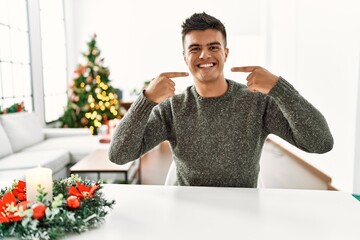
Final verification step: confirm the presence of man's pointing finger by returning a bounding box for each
[231,66,259,73]
[160,72,189,78]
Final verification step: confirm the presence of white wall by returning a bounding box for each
[65,0,360,193]
[268,0,360,193]
[355,52,360,194]
[64,0,266,99]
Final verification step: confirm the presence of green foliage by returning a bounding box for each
[0,101,26,114]
[59,34,123,135]
[0,175,115,240]
[36,185,49,204]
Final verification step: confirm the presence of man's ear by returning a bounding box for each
[183,51,188,65]
[224,48,229,62]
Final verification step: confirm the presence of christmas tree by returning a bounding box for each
[59,34,122,135]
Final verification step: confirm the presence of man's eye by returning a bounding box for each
[190,47,200,52]
[209,46,219,51]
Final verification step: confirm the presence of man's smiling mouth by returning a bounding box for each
[198,63,216,68]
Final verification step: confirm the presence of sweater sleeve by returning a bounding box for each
[108,92,170,164]
[264,77,334,153]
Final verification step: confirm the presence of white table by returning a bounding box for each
[66,185,360,240]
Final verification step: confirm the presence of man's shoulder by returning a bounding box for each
[226,79,257,99]
[226,79,271,104]
[227,79,247,90]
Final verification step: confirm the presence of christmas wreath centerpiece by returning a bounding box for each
[0,174,115,240]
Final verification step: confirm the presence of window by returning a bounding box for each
[39,0,68,122]
[0,0,68,123]
[0,0,32,112]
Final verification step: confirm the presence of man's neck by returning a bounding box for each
[194,78,228,98]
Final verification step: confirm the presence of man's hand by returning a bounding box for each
[231,66,279,94]
[144,72,189,103]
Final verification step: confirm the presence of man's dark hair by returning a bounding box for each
[181,12,227,48]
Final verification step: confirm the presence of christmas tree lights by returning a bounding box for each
[59,34,122,135]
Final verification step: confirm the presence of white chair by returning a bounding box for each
[164,160,177,185]
[258,172,265,188]
[164,161,265,188]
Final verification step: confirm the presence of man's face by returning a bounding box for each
[183,29,229,83]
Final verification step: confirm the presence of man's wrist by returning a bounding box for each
[143,89,158,104]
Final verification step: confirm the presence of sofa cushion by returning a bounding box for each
[23,135,109,163]
[43,128,91,139]
[0,123,13,158]
[0,150,70,174]
[0,112,45,152]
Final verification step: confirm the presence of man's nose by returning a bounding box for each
[199,49,211,59]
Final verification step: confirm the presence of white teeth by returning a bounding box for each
[199,63,214,68]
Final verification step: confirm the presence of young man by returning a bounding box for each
[109,12,333,187]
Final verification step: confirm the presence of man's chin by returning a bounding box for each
[194,77,216,83]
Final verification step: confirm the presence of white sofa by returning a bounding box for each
[0,112,109,183]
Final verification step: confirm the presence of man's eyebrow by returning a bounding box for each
[187,44,200,49]
[187,41,221,49]
[208,41,221,46]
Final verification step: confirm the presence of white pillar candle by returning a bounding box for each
[26,166,53,202]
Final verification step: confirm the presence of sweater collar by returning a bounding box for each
[191,79,233,101]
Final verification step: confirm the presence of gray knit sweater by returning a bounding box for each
[109,77,333,187]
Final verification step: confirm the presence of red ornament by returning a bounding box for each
[31,203,47,220]
[74,65,86,75]
[17,102,24,112]
[87,76,93,83]
[67,196,81,209]
[12,180,27,201]
[80,117,89,125]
